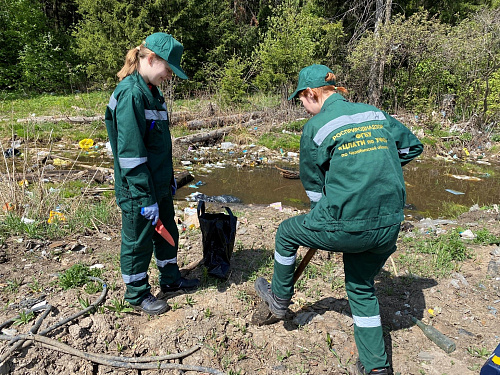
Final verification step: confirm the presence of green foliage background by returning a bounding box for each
[1,0,499,122]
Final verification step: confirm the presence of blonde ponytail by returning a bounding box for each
[117,44,153,81]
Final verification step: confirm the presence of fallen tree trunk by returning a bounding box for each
[174,119,262,144]
[186,112,262,130]
[16,115,105,124]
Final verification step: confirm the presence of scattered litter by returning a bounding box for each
[53,158,70,167]
[78,138,94,150]
[48,210,66,224]
[414,218,457,230]
[21,217,35,224]
[460,229,476,239]
[220,142,234,150]
[183,207,199,229]
[3,148,21,158]
[448,174,482,181]
[181,160,192,166]
[187,180,205,188]
[90,264,104,269]
[445,189,464,195]
[269,202,282,211]
[2,202,15,211]
[287,152,298,157]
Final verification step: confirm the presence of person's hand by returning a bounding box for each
[171,178,177,196]
[141,203,159,225]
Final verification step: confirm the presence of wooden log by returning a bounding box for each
[174,119,263,145]
[186,112,262,130]
[16,115,104,124]
[174,170,194,188]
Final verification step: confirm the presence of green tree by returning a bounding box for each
[398,0,493,24]
[254,2,342,100]
[73,0,159,84]
[347,12,450,111]
[217,55,250,106]
[444,8,500,123]
[0,0,47,88]
[0,0,78,91]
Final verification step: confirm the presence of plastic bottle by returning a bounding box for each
[480,344,500,375]
[411,316,456,353]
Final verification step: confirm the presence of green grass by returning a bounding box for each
[258,132,301,151]
[0,91,111,119]
[439,201,469,219]
[399,229,474,277]
[58,263,103,290]
[473,228,500,244]
[282,118,307,133]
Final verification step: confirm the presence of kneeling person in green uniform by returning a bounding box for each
[255,64,423,374]
[105,33,199,316]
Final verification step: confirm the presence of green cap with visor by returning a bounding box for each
[288,64,336,100]
[144,33,188,80]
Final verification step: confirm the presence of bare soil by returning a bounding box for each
[0,200,499,375]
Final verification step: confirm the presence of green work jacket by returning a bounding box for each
[300,93,423,232]
[105,71,174,208]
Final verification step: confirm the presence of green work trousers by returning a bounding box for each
[119,194,181,305]
[272,214,399,372]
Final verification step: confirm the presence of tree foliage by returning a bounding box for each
[0,0,498,125]
[253,2,344,98]
[347,8,500,122]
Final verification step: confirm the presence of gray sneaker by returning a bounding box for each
[134,293,169,315]
[254,277,291,319]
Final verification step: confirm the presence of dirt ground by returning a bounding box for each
[0,198,499,375]
[0,105,499,374]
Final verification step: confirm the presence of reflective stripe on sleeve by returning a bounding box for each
[398,147,410,155]
[119,157,147,169]
[352,314,381,328]
[108,94,117,111]
[145,109,168,121]
[274,251,296,266]
[122,272,147,284]
[306,190,322,202]
[156,257,178,268]
[314,111,386,146]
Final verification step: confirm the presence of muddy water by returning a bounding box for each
[175,161,500,219]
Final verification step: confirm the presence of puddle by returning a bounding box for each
[4,142,498,219]
[176,161,500,219]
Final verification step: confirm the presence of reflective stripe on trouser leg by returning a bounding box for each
[120,198,154,305]
[155,195,181,286]
[343,243,396,372]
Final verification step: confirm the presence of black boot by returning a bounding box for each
[254,277,291,319]
[133,293,169,315]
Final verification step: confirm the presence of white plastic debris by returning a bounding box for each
[460,229,476,239]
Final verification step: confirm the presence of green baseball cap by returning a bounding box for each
[144,33,188,80]
[288,64,336,100]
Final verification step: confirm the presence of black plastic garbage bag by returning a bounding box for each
[197,200,237,279]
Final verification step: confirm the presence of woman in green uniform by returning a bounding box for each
[105,33,199,315]
[255,64,423,374]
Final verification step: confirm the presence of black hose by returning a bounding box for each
[1,334,224,374]
[0,277,226,374]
